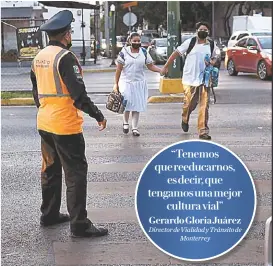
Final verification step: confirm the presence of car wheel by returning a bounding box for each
[227,59,238,76]
[257,60,268,80]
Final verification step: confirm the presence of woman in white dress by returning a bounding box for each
[114,32,161,136]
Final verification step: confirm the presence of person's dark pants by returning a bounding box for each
[38,130,89,231]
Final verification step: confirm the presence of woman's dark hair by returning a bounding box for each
[129,32,140,40]
[196,21,210,31]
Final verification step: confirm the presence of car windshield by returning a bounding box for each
[117,36,126,42]
[182,35,195,43]
[156,39,167,47]
[152,33,160,38]
[258,37,272,49]
[252,32,271,36]
[141,36,150,42]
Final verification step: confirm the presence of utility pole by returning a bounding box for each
[104,1,110,57]
[159,1,183,94]
[95,1,100,43]
[167,1,181,79]
[110,4,116,66]
[212,1,215,39]
[81,8,86,66]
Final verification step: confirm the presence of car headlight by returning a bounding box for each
[101,44,106,49]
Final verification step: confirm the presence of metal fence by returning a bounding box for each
[1,18,98,92]
[1,40,95,92]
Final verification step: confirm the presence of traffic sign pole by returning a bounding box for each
[129,7,131,33]
[121,2,138,33]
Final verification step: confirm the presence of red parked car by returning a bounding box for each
[225,35,272,80]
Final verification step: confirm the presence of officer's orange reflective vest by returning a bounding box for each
[32,45,83,135]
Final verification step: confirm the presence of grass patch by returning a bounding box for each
[1,91,33,99]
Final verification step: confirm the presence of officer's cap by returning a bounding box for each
[40,10,73,36]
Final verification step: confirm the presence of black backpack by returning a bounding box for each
[182,37,219,70]
[186,36,215,57]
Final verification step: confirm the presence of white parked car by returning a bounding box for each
[227,30,272,47]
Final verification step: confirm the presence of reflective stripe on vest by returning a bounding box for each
[36,48,70,99]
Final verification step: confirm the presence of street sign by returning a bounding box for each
[121,1,138,9]
[123,12,137,27]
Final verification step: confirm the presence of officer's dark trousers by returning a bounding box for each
[38,130,88,230]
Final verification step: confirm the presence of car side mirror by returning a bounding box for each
[248,46,258,51]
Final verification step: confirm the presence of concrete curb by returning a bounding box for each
[83,68,116,73]
[1,95,184,106]
[148,95,184,103]
[1,98,35,106]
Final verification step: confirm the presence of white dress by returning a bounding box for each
[117,46,154,112]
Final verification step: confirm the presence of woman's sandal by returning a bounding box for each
[123,123,129,134]
[132,129,140,137]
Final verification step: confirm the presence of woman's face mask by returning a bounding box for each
[131,37,141,49]
[131,42,141,49]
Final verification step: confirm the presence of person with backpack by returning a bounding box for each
[114,32,161,136]
[161,21,220,140]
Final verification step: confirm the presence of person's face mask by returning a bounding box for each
[197,30,209,40]
[131,42,141,49]
[67,41,72,49]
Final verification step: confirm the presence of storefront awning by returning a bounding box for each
[38,1,100,10]
[1,7,33,19]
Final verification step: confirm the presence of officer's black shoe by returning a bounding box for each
[181,121,189,132]
[199,134,211,140]
[71,225,108,238]
[40,213,70,227]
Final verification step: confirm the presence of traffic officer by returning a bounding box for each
[30,10,108,238]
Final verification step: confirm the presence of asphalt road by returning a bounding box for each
[2,65,272,103]
[1,66,160,93]
[1,72,272,265]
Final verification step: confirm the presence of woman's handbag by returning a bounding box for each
[106,91,126,114]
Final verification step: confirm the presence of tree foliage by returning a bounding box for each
[102,1,270,36]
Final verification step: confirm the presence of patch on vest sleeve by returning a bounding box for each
[73,65,80,74]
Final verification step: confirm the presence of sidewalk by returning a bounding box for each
[81,58,116,73]
[1,57,116,74]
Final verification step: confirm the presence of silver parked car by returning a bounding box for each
[147,38,167,64]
